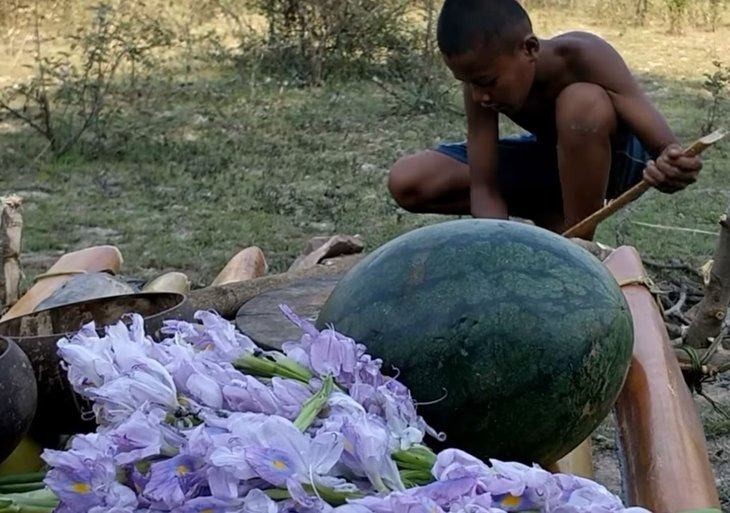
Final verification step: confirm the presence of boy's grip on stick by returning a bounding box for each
[563,128,728,239]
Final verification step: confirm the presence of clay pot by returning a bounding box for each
[0,292,192,445]
[0,337,37,462]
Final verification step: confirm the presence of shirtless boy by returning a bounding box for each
[387,0,702,239]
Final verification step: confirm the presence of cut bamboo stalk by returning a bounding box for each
[0,246,123,322]
[563,129,727,239]
[211,247,267,286]
[603,246,720,512]
[142,272,191,295]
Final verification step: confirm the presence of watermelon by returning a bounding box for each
[316,219,633,465]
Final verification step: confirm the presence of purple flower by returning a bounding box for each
[271,377,313,419]
[409,477,482,508]
[242,489,279,513]
[486,459,554,502]
[163,310,256,360]
[352,493,447,513]
[57,323,117,390]
[176,496,244,513]
[338,414,403,492]
[432,449,491,481]
[88,364,179,425]
[143,454,206,508]
[280,304,319,338]
[106,407,168,465]
[42,433,137,513]
[244,417,343,486]
[333,506,374,513]
[449,493,504,513]
[223,376,280,414]
[309,329,358,380]
[206,466,240,501]
[547,474,626,513]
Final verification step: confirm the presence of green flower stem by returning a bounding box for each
[392,444,437,471]
[264,489,291,500]
[294,376,334,431]
[399,469,435,487]
[0,484,45,494]
[264,484,362,506]
[303,483,363,505]
[0,505,55,513]
[270,353,314,382]
[0,475,45,487]
[0,487,59,508]
[233,353,312,383]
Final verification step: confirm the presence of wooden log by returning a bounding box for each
[0,246,123,322]
[603,246,720,512]
[1,195,23,308]
[685,203,730,348]
[188,255,363,319]
[211,247,267,286]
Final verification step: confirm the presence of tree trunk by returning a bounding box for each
[685,203,730,348]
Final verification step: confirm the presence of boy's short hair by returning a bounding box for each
[437,0,532,56]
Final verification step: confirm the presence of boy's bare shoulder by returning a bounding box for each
[550,31,620,58]
[549,31,636,90]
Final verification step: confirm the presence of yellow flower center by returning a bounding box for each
[272,459,288,470]
[202,509,214,513]
[501,494,521,508]
[71,482,91,494]
[176,464,190,476]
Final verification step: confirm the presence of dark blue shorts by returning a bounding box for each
[434,132,649,217]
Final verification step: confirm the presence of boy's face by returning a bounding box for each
[444,36,537,114]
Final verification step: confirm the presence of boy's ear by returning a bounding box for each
[522,34,540,59]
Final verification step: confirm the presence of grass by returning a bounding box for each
[0,7,727,291]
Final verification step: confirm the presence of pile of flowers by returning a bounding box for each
[1,306,650,513]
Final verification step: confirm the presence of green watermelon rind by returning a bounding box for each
[317,219,634,465]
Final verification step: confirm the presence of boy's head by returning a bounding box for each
[437,0,538,113]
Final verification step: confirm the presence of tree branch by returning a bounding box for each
[685,202,730,348]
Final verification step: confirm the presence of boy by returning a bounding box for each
[387,0,702,239]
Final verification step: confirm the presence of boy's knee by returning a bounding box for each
[556,83,617,142]
[388,155,422,211]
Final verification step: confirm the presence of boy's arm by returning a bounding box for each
[577,36,702,191]
[464,85,508,219]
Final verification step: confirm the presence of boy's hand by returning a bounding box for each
[643,143,702,193]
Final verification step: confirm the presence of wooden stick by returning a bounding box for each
[1,195,24,308]
[563,129,727,239]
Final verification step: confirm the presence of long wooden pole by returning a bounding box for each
[604,246,721,512]
[563,129,727,239]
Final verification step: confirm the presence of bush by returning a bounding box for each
[241,0,412,84]
[0,1,173,158]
